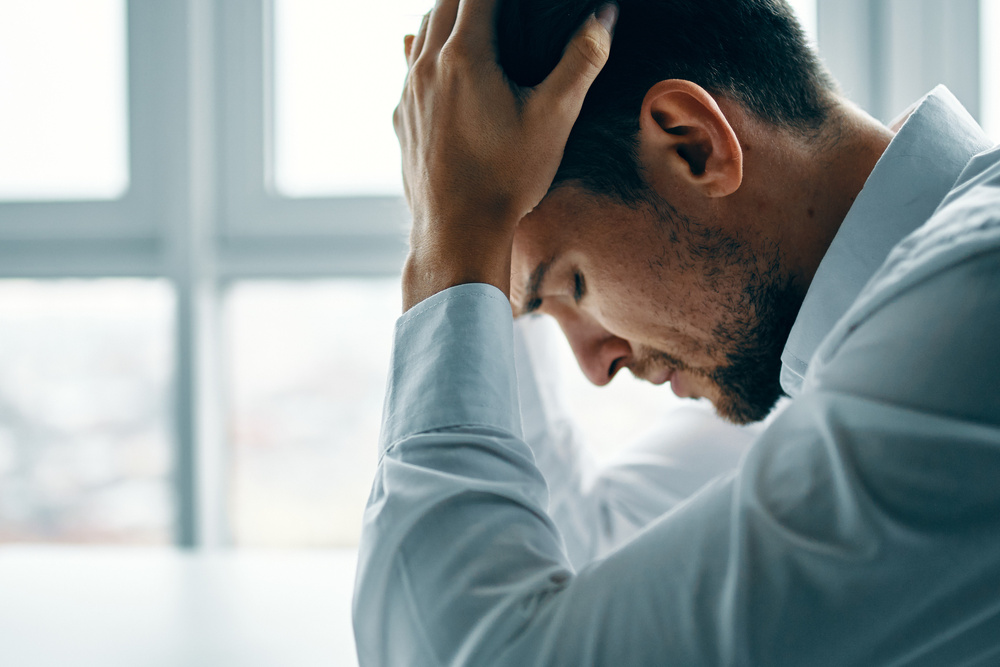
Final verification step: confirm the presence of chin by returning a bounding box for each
[708,380,785,425]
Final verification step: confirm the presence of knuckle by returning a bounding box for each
[392,106,403,135]
[409,57,433,80]
[572,33,610,70]
[438,39,473,68]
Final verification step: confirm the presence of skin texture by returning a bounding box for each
[510,183,801,424]
[395,0,618,310]
[396,0,894,423]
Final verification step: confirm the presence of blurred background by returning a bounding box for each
[0,1,997,664]
[0,0,997,550]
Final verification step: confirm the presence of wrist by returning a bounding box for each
[401,244,512,312]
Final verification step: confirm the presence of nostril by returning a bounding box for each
[607,356,626,380]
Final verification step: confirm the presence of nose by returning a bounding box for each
[554,310,632,386]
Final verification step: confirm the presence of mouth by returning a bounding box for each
[643,367,694,399]
[648,368,674,386]
[669,370,695,398]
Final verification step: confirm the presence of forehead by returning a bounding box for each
[510,187,591,301]
[513,185,611,258]
[517,185,588,237]
[511,185,643,311]
[513,182,648,262]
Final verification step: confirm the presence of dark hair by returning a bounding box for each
[497,0,837,202]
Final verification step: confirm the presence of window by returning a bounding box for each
[272,0,425,197]
[788,0,818,45]
[0,0,129,201]
[0,280,173,543]
[225,279,399,546]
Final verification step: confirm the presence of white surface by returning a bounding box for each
[0,547,359,667]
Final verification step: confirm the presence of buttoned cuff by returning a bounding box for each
[380,283,522,452]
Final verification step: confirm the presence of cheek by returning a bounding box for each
[588,261,707,338]
[588,284,725,367]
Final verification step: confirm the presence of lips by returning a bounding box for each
[648,368,674,386]
[670,370,692,398]
[633,355,695,398]
[649,368,692,398]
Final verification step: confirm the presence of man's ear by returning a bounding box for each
[638,80,743,198]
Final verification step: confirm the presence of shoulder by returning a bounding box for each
[804,150,1000,424]
[863,145,1000,315]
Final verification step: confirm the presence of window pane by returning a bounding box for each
[983,0,1000,141]
[273,0,426,197]
[0,280,174,543]
[226,279,400,547]
[787,0,817,46]
[0,0,129,201]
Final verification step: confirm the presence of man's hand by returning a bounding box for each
[395,0,617,311]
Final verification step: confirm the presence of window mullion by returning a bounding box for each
[137,0,228,549]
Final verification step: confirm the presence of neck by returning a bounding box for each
[770,100,895,290]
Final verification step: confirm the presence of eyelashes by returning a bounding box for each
[524,270,585,314]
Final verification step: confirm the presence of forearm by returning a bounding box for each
[355,285,566,665]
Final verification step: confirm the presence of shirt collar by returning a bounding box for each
[779,86,993,396]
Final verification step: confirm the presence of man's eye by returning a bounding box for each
[573,272,586,303]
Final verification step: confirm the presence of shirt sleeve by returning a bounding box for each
[513,315,764,570]
[354,250,1000,666]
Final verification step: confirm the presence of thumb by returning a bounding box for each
[533,4,617,117]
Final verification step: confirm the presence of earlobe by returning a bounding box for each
[638,80,743,198]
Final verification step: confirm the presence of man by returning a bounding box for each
[354,0,1000,663]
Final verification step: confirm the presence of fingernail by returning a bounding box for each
[595,2,618,35]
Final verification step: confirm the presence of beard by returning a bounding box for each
[641,195,806,425]
[707,266,802,424]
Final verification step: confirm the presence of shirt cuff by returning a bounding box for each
[380,283,522,452]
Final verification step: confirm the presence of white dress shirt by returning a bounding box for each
[353,88,1000,665]
[780,87,994,395]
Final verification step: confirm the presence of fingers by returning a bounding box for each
[533,3,617,116]
[409,0,460,67]
[404,34,415,61]
[409,11,430,66]
[452,0,500,56]
[424,0,461,54]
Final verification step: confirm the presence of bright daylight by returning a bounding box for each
[1,1,999,665]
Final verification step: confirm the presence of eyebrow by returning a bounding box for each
[517,259,552,317]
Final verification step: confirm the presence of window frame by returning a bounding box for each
[217,0,409,245]
[0,1,160,275]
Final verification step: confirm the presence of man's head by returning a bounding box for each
[498,0,836,202]
[500,0,856,424]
